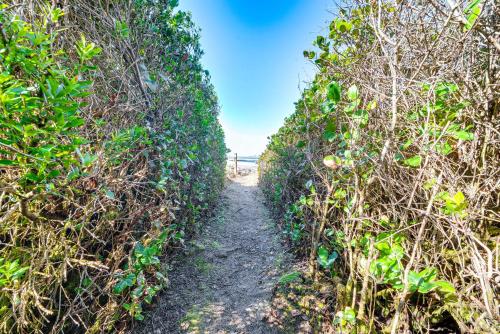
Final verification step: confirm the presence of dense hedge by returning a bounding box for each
[260,1,498,333]
[0,1,226,333]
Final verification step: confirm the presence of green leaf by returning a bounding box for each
[115,20,130,39]
[435,142,453,155]
[0,159,18,166]
[347,85,359,101]
[333,188,347,199]
[10,265,29,281]
[105,189,115,200]
[49,7,64,23]
[317,246,338,268]
[367,100,377,110]
[179,159,188,170]
[327,81,341,103]
[408,270,423,293]
[82,277,93,288]
[353,109,368,127]
[296,140,306,148]
[464,0,482,30]
[65,116,85,129]
[316,35,326,47]
[403,155,422,168]
[336,20,353,33]
[343,307,356,323]
[443,191,467,215]
[67,168,80,181]
[334,307,357,326]
[453,191,465,205]
[279,271,302,285]
[417,281,437,294]
[451,130,474,141]
[318,246,328,263]
[323,155,341,169]
[323,121,336,142]
[81,153,97,167]
[408,268,440,294]
[419,267,438,281]
[423,178,437,190]
[303,50,316,59]
[113,273,136,294]
[435,280,455,294]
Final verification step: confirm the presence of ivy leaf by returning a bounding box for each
[113,273,136,294]
[403,155,422,168]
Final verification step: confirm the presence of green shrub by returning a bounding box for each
[0,1,226,333]
[259,1,498,332]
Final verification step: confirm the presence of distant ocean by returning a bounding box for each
[227,156,258,168]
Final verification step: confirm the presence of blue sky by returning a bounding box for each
[179,0,334,156]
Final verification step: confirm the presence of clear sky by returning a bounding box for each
[179,0,335,156]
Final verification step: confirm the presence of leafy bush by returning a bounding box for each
[260,1,498,333]
[0,1,225,333]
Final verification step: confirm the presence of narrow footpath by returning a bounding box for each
[133,171,288,333]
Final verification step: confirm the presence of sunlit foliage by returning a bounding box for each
[260,1,498,332]
[0,1,226,333]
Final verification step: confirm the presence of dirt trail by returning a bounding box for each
[132,171,287,334]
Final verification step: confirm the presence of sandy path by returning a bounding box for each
[132,171,286,333]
